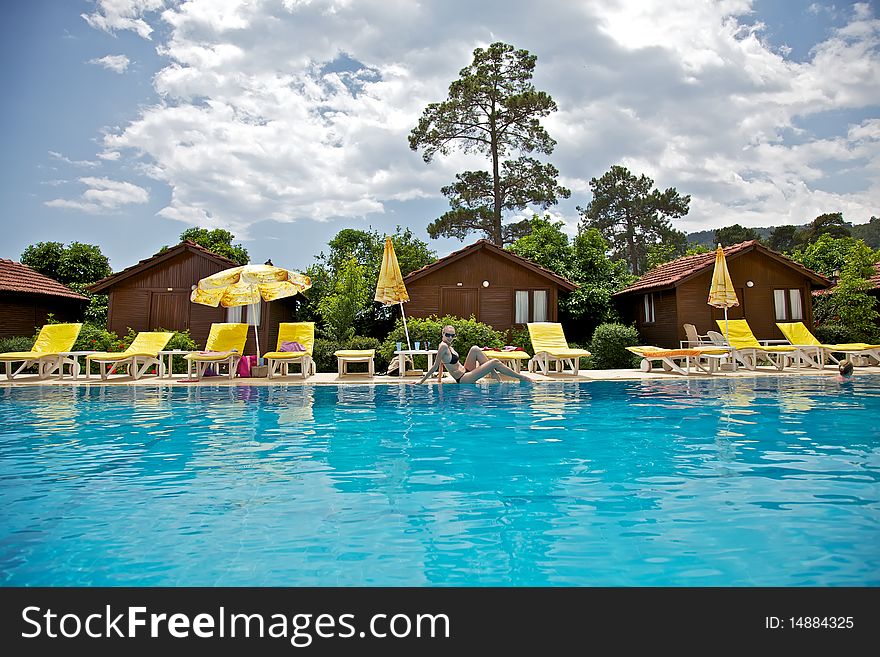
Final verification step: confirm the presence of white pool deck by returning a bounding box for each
[3,364,877,386]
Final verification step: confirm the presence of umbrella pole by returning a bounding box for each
[400,301,412,351]
[724,307,729,345]
[252,302,261,362]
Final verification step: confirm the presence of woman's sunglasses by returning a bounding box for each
[444,333,456,338]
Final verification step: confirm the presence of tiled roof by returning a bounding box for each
[614,240,830,296]
[89,240,240,292]
[0,260,89,301]
[403,239,578,290]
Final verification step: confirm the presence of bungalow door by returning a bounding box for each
[149,292,190,331]
[440,287,478,321]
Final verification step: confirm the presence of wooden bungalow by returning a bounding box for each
[0,259,88,339]
[89,241,301,354]
[402,240,577,331]
[613,240,831,348]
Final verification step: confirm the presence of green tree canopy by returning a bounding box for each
[768,225,802,253]
[577,165,690,275]
[21,241,111,286]
[800,212,851,245]
[508,216,634,341]
[789,234,877,279]
[20,241,113,325]
[713,224,760,246]
[316,257,372,342]
[645,228,691,270]
[303,227,436,338]
[177,228,249,265]
[409,42,569,246]
[850,216,880,249]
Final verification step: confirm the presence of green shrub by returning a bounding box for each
[378,315,504,370]
[505,326,533,355]
[813,323,853,345]
[72,322,120,352]
[0,335,34,353]
[589,323,641,369]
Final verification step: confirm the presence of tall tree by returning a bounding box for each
[578,165,690,275]
[768,225,801,253]
[21,241,111,286]
[645,227,690,270]
[409,42,569,246]
[800,212,851,245]
[177,228,249,265]
[850,216,880,249]
[20,241,113,324]
[713,224,760,246]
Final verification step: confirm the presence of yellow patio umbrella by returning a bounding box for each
[191,264,311,360]
[375,236,411,350]
[707,244,740,344]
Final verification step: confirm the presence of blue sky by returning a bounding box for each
[2,0,878,274]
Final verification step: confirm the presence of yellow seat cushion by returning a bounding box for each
[264,351,310,360]
[184,351,238,361]
[334,350,375,358]
[482,350,530,360]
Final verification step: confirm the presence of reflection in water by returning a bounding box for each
[0,377,878,586]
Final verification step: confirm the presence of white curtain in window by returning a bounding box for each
[789,289,803,320]
[643,294,655,323]
[773,289,787,320]
[533,291,548,322]
[515,291,529,324]
[249,302,262,328]
[226,306,243,323]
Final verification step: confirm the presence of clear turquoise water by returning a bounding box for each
[0,377,878,586]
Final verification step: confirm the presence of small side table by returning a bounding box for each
[393,349,438,377]
[158,350,194,378]
[58,351,97,379]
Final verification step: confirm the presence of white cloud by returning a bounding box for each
[78,0,879,240]
[88,54,131,73]
[48,151,100,168]
[81,0,166,39]
[45,177,149,213]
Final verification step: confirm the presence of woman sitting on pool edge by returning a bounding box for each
[415,325,533,384]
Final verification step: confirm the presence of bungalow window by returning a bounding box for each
[533,290,548,322]
[226,306,243,323]
[514,289,549,323]
[515,291,530,324]
[643,293,655,324]
[774,289,803,321]
[225,302,262,327]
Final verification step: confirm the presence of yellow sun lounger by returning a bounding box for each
[86,332,173,380]
[265,322,316,379]
[184,323,248,379]
[526,322,592,375]
[334,349,375,376]
[627,345,731,375]
[776,322,880,368]
[0,323,82,380]
[481,349,531,372]
[717,319,797,370]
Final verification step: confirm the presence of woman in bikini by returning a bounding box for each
[416,325,533,384]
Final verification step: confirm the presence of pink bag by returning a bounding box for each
[236,355,258,378]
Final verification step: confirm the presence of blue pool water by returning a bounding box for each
[1,377,878,586]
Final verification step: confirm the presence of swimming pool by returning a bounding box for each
[1,377,877,586]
